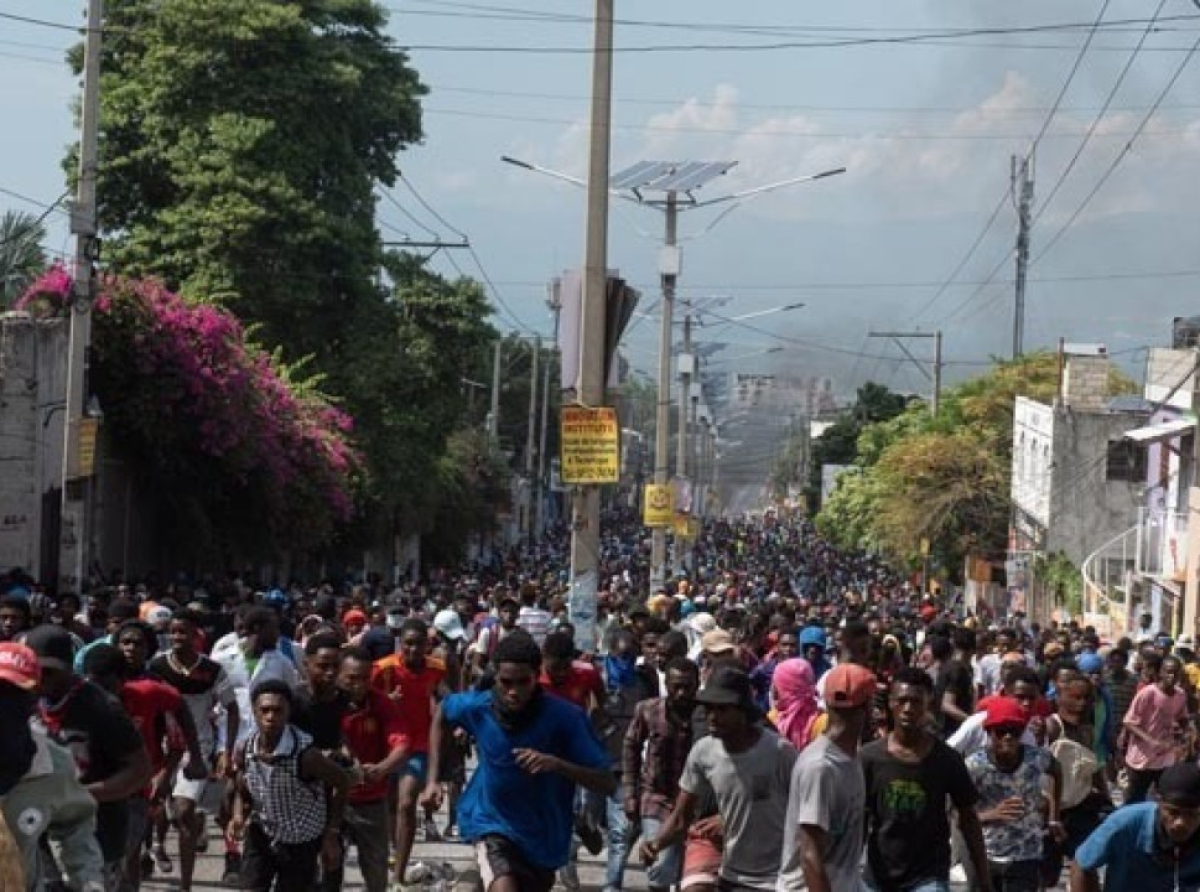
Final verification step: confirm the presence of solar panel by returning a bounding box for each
[610,160,736,193]
[610,161,672,191]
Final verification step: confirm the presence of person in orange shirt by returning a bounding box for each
[371,617,449,887]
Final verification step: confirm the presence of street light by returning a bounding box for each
[505,154,844,591]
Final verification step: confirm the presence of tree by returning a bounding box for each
[341,254,498,541]
[81,0,425,364]
[18,266,359,564]
[814,351,1137,577]
[0,211,47,307]
[805,382,910,506]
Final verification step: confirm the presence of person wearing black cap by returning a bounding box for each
[641,666,797,892]
[1071,761,1200,890]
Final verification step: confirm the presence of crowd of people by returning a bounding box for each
[0,512,1199,891]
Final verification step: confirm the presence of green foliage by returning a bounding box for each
[63,1,512,556]
[814,351,1137,576]
[342,254,499,538]
[1037,551,1083,616]
[86,0,425,362]
[804,382,910,504]
[0,210,47,307]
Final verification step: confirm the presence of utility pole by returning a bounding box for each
[1012,153,1035,360]
[650,193,679,594]
[867,330,944,417]
[524,339,539,543]
[488,339,502,441]
[567,0,614,653]
[677,312,692,484]
[59,0,103,594]
[535,344,552,539]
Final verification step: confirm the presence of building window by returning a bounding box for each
[1106,441,1147,482]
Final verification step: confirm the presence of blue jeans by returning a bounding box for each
[585,780,631,889]
[639,816,682,888]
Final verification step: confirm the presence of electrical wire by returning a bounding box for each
[422,105,1189,141]
[911,188,1010,323]
[398,175,470,242]
[1034,0,1170,228]
[1033,27,1200,266]
[0,189,72,248]
[1027,0,1115,158]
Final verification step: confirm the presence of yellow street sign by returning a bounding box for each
[78,418,99,478]
[644,484,674,527]
[560,406,620,484]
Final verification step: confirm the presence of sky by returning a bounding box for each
[4,0,1200,404]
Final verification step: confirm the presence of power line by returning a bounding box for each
[0,189,72,248]
[466,245,540,336]
[1033,29,1200,265]
[1034,0,1170,227]
[426,82,1200,118]
[398,176,470,241]
[422,106,1192,141]
[398,0,1200,38]
[378,188,440,240]
[911,188,1010,323]
[1027,0,1115,159]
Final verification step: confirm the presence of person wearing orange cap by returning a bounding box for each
[778,662,875,890]
[965,697,1063,892]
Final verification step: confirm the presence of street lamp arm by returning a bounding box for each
[688,167,847,209]
[725,302,805,323]
[501,155,647,207]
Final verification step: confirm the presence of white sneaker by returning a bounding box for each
[949,864,968,882]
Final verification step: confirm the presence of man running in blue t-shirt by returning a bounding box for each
[421,632,615,892]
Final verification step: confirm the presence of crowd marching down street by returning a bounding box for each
[3,510,1200,891]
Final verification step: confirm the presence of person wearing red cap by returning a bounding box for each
[778,662,875,891]
[965,697,1063,892]
[0,642,106,891]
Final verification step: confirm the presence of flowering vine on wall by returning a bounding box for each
[17,266,360,551]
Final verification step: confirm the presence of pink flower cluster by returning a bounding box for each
[21,265,360,541]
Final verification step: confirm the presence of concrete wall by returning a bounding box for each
[0,313,67,578]
[1013,396,1053,526]
[1047,408,1148,566]
[1063,355,1111,412]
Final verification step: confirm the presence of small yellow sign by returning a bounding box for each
[78,418,99,477]
[560,406,620,484]
[644,484,674,527]
[672,515,700,540]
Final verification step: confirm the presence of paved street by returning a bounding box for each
[139,819,647,891]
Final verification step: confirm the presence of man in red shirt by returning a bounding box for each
[323,646,409,892]
[371,618,447,886]
[84,627,207,890]
[541,631,603,714]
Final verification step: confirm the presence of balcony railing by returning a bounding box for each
[1136,507,1188,582]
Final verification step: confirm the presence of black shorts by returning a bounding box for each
[475,834,555,892]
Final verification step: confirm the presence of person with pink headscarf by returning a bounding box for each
[770,658,826,752]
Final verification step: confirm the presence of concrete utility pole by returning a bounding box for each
[567,0,614,653]
[650,194,679,594]
[535,343,552,539]
[677,312,692,484]
[524,339,539,543]
[867,330,944,416]
[1012,153,1035,360]
[488,339,502,441]
[59,0,104,594]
